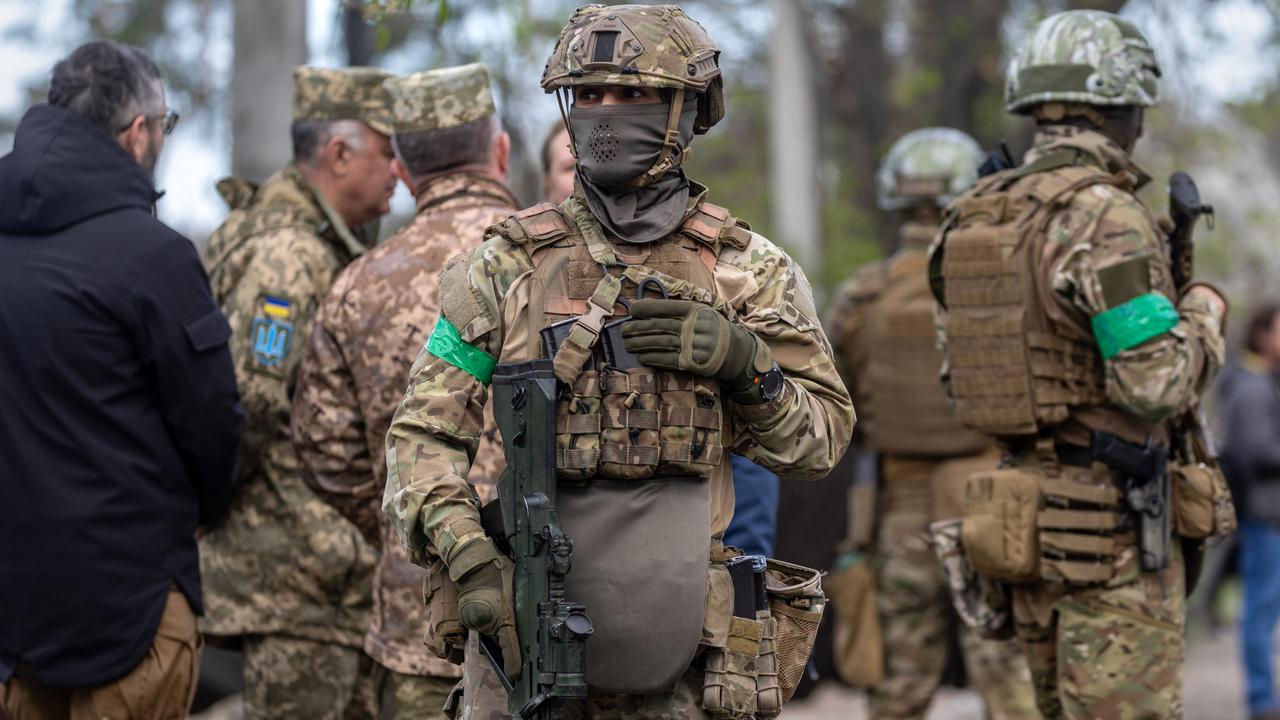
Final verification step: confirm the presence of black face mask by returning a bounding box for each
[568,97,698,244]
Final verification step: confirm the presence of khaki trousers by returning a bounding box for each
[0,588,200,720]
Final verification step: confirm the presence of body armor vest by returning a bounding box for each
[862,242,990,457]
[493,197,750,483]
[935,159,1115,438]
[487,197,751,695]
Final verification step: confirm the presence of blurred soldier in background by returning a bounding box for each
[200,66,397,719]
[292,63,517,720]
[383,4,852,717]
[540,121,575,205]
[825,128,1037,720]
[931,10,1229,718]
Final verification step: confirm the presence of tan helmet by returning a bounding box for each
[541,4,724,133]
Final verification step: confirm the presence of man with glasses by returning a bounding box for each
[200,65,397,718]
[0,40,243,718]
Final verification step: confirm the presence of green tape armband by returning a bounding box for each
[427,316,496,385]
[1090,292,1179,360]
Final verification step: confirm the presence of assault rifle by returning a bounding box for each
[482,360,593,719]
[1167,171,1214,294]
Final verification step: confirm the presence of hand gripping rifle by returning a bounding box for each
[482,360,593,719]
[1167,171,1214,294]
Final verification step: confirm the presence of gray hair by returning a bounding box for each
[392,114,499,179]
[291,119,369,165]
[48,40,163,136]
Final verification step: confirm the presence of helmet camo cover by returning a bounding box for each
[542,3,724,133]
[876,127,983,211]
[1005,9,1161,114]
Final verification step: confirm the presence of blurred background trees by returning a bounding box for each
[1,0,1277,303]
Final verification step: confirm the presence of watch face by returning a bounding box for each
[761,366,784,400]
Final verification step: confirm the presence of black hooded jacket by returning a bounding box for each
[0,104,243,685]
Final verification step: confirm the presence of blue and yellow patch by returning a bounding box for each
[251,295,294,367]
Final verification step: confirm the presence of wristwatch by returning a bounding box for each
[756,362,785,402]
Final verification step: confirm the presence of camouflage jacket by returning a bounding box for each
[936,125,1226,448]
[199,164,375,646]
[293,172,516,676]
[383,191,855,567]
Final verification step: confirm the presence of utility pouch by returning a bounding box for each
[554,371,602,480]
[1174,463,1237,539]
[825,555,883,688]
[760,559,824,705]
[658,374,724,477]
[961,468,1042,582]
[929,518,1014,640]
[599,368,661,479]
[422,559,465,664]
[703,556,766,719]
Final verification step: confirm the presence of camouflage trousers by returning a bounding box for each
[370,663,457,720]
[1011,543,1185,720]
[241,634,376,720]
[869,456,1038,720]
[460,633,710,720]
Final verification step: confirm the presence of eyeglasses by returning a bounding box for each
[117,108,180,136]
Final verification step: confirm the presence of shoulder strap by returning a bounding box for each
[490,202,572,246]
[679,201,752,253]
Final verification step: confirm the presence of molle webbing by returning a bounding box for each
[863,251,990,457]
[940,167,1111,437]
[498,197,741,481]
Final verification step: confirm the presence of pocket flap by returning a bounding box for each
[184,309,231,352]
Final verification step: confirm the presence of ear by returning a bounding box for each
[322,134,349,176]
[117,114,148,164]
[391,157,415,192]
[492,131,511,179]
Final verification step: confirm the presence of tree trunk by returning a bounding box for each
[231,0,307,183]
[768,0,822,272]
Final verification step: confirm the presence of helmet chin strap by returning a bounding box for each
[619,88,690,192]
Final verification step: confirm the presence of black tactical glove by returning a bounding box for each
[620,298,760,390]
[447,537,521,679]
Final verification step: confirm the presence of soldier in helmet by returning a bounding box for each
[825,128,1039,720]
[383,4,853,718]
[931,10,1228,719]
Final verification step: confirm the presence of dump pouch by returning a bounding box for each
[761,559,825,705]
[1173,463,1237,540]
[929,518,1014,640]
[824,556,884,688]
[961,468,1042,582]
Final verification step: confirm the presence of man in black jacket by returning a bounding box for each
[0,40,243,719]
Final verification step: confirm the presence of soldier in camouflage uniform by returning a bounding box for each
[200,66,398,719]
[930,11,1228,719]
[291,64,518,720]
[826,128,1038,720]
[383,4,853,718]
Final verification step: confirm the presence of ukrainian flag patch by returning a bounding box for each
[251,294,294,368]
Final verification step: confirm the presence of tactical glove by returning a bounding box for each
[447,537,521,680]
[621,298,759,390]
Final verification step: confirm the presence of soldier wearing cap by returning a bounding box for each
[383,4,852,718]
[200,65,397,718]
[825,128,1038,720]
[291,63,516,719]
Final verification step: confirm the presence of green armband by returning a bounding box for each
[427,316,496,385]
[1090,292,1179,360]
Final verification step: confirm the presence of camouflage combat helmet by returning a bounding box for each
[876,127,983,211]
[541,4,724,134]
[1005,10,1161,114]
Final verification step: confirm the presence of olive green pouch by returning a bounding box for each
[1174,463,1237,539]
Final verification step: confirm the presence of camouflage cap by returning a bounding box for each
[293,65,395,136]
[1005,10,1161,114]
[876,127,983,211]
[383,63,495,134]
[542,3,724,133]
